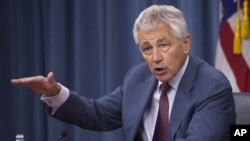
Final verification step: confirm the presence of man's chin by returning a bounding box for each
[156,76,169,82]
[155,75,170,82]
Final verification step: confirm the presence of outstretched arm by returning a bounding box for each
[11,72,61,97]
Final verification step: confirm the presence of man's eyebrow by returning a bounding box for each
[157,37,168,43]
[140,41,150,47]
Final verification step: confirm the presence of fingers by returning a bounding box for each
[11,77,30,85]
[11,77,35,86]
[11,73,50,86]
[10,79,23,85]
[11,72,56,88]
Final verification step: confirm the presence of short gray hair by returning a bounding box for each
[133,5,188,45]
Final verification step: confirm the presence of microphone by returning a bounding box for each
[57,131,68,141]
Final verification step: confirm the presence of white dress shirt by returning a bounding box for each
[140,56,189,141]
[42,56,189,140]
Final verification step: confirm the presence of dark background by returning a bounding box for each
[0,0,219,141]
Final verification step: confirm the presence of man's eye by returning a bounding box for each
[143,47,150,51]
[141,47,152,55]
[159,43,168,47]
[159,43,170,52]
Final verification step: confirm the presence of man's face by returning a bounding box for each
[137,22,190,82]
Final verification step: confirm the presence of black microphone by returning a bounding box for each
[57,131,68,141]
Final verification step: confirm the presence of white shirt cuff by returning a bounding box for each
[41,83,70,114]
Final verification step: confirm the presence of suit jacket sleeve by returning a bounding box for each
[51,66,137,131]
[52,88,123,131]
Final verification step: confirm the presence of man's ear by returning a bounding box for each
[183,33,191,55]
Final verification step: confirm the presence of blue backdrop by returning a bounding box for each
[0,0,219,141]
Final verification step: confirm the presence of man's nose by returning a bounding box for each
[152,48,163,63]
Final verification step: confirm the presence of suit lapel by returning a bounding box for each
[129,75,157,141]
[168,88,191,141]
[168,56,197,141]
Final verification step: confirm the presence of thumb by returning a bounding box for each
[47,72,55,83]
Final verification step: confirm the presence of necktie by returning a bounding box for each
[153,82,170,141]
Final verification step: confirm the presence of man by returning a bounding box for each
[11,5,235,141]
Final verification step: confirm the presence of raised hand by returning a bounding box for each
[11,72,61,97]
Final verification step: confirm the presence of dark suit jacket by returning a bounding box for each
[53,56,236,141]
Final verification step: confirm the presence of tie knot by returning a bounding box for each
[160,82,170,96]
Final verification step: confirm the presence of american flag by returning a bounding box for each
[215,0,250,92]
